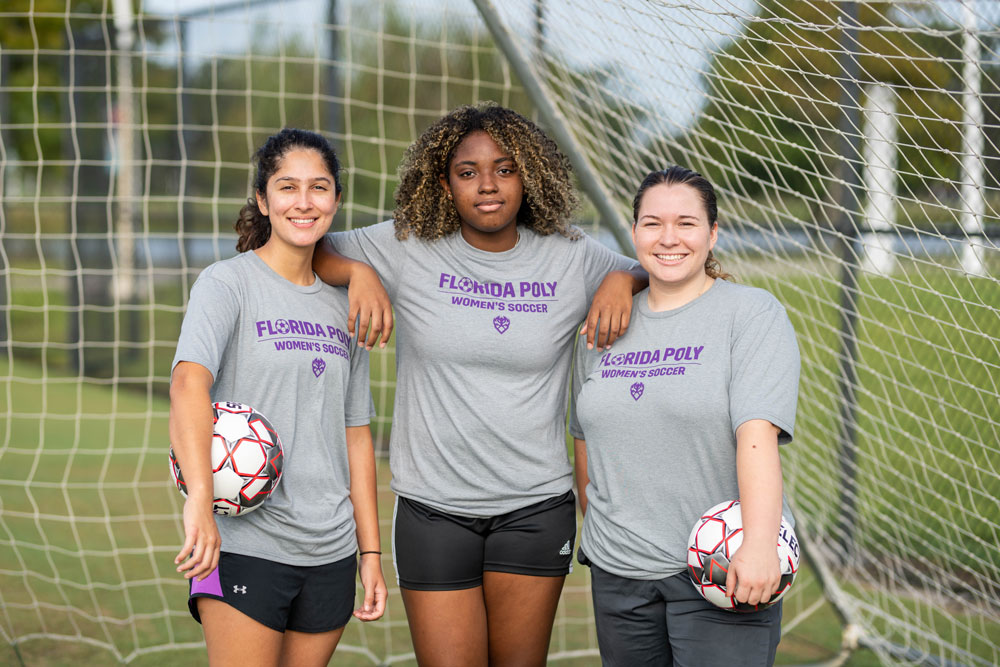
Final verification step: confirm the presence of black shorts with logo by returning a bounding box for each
[188,551,356,633]
[392,490,576,591]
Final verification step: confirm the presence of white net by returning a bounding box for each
[505,0,999,664]
[1,0,998,665]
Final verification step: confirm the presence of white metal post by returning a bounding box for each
[960,1,986,276]
[112,0,136,302]
[860,83,897,276]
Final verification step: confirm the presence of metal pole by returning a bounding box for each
[960,2,986,276]
[471,0,633,255]
[113,0,135,304]
[859,83,897,276]
[832,1,864,563]
[112,0,139,364]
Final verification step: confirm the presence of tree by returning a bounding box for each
[682,0,967,204]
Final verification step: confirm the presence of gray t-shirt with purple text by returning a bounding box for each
[172,250,374,566]
[570,279,800,580]
[327,221,637,517]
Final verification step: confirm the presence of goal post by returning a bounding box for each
[2,1,998,665]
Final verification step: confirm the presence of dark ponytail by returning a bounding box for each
[235,128,343,252]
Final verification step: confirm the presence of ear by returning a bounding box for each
[255,191,268,217]
[631,221,638,249]
[439,174,452,199]
[334,190,342,213]
[708,222,718,250]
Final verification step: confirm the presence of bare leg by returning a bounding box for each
[401,587,489,667]
[198,598,283,667]
[482,572,565,667]
[277,626,346,667]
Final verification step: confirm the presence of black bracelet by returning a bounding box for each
[359,550,381,556]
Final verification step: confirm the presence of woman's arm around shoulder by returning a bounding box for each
[346,424,387,621]
[580,267,648,351]
[313,236,394,351]
[168,361,220,581]
[573,228,647,350]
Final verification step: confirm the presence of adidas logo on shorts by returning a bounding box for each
[559,540,571,556]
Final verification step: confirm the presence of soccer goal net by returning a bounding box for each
[1,1,997,665]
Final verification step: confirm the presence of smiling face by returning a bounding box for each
[632,182,718,300]
[255,147,341,253]
[440,130,524,252]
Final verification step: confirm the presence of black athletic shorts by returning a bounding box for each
[392,490,576,591]
[188,551,356,633]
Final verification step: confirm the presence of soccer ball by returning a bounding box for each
[686,499,799,611]
[169,401,284,516]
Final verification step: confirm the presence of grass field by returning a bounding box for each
[2,260,997,665]
[0,351,887,666]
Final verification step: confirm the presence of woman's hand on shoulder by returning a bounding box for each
[580,270,637,350]
[726,541,781,607]
[347,263,394,350]
[354,552,388,621]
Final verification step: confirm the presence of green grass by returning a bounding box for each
[748,263,1000,568]
[3,260,998,665]
[1,353,877,666]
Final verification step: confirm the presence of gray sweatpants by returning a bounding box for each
[589,563,782,667]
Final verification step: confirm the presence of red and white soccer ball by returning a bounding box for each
[169,401,284,516]
[686,499,799,611]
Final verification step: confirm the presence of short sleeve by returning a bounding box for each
[729,302,800,443]
[578,232,641,302]
[568,334,591,440]
[344,342,375,427]
[326,221,406,295]
[171,272,240,379]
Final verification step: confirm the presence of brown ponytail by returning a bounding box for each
[234,197,271,252]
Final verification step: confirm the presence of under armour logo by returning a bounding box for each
[233,585,247,594]
[559,540,571,556]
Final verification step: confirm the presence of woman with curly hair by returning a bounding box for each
[314,102,645,666]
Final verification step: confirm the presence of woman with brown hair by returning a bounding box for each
[571,166,800,666]
[170,129,386,666]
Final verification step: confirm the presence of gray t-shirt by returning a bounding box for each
[570,279,800,580]
[328,221,637,517]
[172,251,374,566]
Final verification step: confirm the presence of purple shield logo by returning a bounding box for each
[493,316,510,334]
[630,382,644,401]
[312,358,326,377]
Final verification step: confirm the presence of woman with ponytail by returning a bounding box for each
[169,129,386,666]
[570,166,800,666]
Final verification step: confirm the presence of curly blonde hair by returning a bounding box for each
[393,102,579,241]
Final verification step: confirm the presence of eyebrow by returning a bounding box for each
[452,156,515,168]
[639,213,700,222]
[274,175,333,183]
